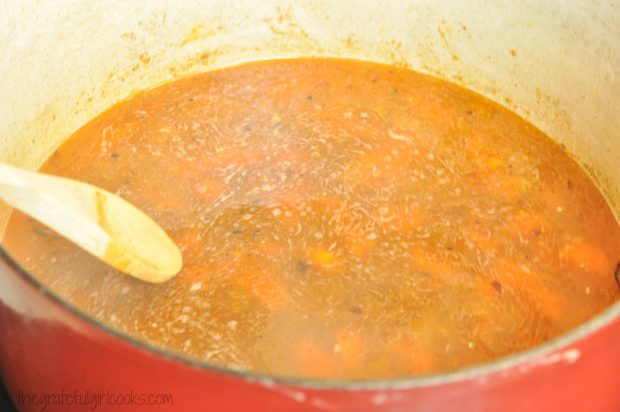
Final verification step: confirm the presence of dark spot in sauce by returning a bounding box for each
[252,228,261,239]
[296,260,309,273]
[349,305,363,315]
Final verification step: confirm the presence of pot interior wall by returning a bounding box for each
[0,0,618,234]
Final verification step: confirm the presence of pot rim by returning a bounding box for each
[2,244,619,390]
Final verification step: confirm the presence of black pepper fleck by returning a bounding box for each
[296,260,309,273]
[350,305,363,315]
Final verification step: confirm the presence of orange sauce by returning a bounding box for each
[4,59,619,379]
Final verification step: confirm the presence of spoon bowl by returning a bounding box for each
[0,163,182,283]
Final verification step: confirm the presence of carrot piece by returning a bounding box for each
[296,340,336,378]
[406,343,436,374]
[494,262,563,320]
[391,338,436,375]
[256,277,290,310]
[560,238,611,276]
[234,269,291,310]
[335,327,365,369]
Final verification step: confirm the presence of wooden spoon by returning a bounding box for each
[0,163,182,283]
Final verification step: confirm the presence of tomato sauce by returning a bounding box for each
[4,59,620,379]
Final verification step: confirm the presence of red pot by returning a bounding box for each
[1,1,619,411]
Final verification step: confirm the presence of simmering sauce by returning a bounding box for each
[4,59,620,379]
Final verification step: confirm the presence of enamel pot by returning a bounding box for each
[0,1,619,411]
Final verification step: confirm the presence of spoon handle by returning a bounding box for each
[0,163,182,283]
